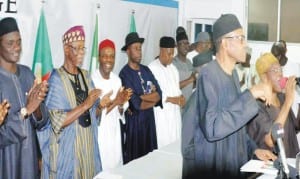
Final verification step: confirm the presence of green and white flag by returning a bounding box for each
[32,8,53,83]
[130,12,136,32]
[89,14,99,74]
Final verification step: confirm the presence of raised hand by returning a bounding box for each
[284,76,296,107]
[250,82,272,106]
[26,80,49,115]
[99,90,113,109]
[116,87,132,105]
[0,100,10,125]
[84,89,102,109]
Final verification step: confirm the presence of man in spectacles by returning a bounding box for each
[182,14,276,178]
[40,25,102,178]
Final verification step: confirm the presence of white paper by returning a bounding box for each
[240,160,278,175]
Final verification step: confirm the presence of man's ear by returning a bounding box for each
[64,45,70,55]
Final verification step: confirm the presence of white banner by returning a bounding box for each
[0,0,178,74]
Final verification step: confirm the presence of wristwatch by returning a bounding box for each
[20,107,28,118]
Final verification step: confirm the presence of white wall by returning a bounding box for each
[1,0,178,74]
[179,0,300,67]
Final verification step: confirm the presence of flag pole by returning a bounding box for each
[89,2,100,73]
[41,0,45,7]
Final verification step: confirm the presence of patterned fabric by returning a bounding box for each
[63,26,85,45]
[38,67,101,179]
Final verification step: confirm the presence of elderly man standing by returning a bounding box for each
[148,36,184,148]
[0,17,48,179]
[182,14,277,178]
[119,32,162,163]
[92,39,132,170]
[40,26,102,178]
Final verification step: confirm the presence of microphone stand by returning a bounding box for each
[275,157,288,179]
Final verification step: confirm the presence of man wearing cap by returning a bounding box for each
[119,32,162,163]
[91,39,132,170]
[40,26,102,178]
[187,31,212,61]
[173,32,197,106]
[247,53,299,158]
[182,14,276,178]
[0,17,49,179]
[148,36,184,148]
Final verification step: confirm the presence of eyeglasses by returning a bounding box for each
[224,35,246,43]
[68,45,86,53]
[268,67,282,74]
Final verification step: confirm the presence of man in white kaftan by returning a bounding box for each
[92,39,131,170]
[148,37,184,148]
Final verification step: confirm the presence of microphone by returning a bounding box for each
[271,123,290,177]
[296,152,300,177]
[279,77,300,89]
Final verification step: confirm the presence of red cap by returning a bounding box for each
[99,39,115,51]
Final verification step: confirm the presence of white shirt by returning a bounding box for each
[148,59,182,148]
[91,70,128,171]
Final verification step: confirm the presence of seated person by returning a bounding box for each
[247,53,300,158]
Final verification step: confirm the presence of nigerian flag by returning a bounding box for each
[89,14,99,74]
[32,8,53,83]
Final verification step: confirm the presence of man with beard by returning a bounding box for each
[92,39,132,170]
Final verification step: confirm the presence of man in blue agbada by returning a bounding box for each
[119,32,162,164]
[38,26,102,179]
[0,17,49,179]
[181,14,277,178]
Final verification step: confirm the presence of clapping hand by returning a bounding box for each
[84,89,102,109]
[115,87,133,105]
[0,100,10,125]
[26,80,48,115]
[99,90,113,109]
